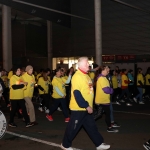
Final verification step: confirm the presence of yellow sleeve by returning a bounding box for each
[61,76,67,83]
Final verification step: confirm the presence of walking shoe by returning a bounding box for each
[126,103,132,106]
[96,143,110,150]
[111,122,121,128]
[129,98,134,102]
[26,123,33,128]
[9,122,17,127]
[38,107,43,112]
[116,101,121,105]
[143,142,150,150]
[46,114,53,121]
[139,101,145,104]
[31,121,38,126]
[45,109,49,114]
[120,99,125,103]
[107,127,119,133]
[133,97,137,103]
[60,143,73,150]
[65,118,70,122]
[57,107,62,111]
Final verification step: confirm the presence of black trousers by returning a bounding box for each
[2,87,10,105]
[101,104,111,127]
[145,85,150,97]
[112,88,120,101]
[62,111,104,148]
[40,94,51,109]
[9,99,30,124]
[49,98,69,118]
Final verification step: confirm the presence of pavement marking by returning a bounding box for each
[6,131,82,150]
[114,111,150,116]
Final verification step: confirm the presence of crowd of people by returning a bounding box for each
[0,58,150,150]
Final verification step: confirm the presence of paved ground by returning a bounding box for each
[0,100,150,150]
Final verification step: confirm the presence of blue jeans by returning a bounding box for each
[49,98,68,118]
[136,87,143,102]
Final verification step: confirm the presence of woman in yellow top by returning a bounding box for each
[133,68,145,104]
[111,70,120,105]
[144,68,150,98]
[37,70,51,113]
[46,67,72,122]
[94,66,118,133]
[118,69,132,106]
[9,66,33,128]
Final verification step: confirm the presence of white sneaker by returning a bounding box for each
[45,109,49,113]
[38,107,43,112]
[57,107,62,111]
[60,143,73,150]
[96,143,110,150]
[139,101,145,104]
[120,99,125,103]
[116,101,121,105]
[126,103,132,106]
[133,97,137,103]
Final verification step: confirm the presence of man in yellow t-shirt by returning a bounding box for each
[61,57,110,150]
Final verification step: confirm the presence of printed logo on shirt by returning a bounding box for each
[88,80,93,94]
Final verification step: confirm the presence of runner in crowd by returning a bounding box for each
[46,67,72,122]
[117,69,132,106]
[94,66,118,133]
[133,68,145,104]
[61,57,110,150]
[37,69,51,113]
[8,66,33,128]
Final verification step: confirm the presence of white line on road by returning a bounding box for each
[6,131,82,150]
[114,111,150,116]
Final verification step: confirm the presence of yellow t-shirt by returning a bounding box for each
[38,77,51,94]
[95,76,110,104]
[8,71,13,80]
[145,74,150,85]
[21,72,35,98]
[88,72,95,80]
[36,73,42,81]
[121,74,128,86]
[10,75,26,100]
[1,75,8,87]
[137,73,144,86]
[69,70,94,111]
[52,76,66,98]
[112,75,118,89]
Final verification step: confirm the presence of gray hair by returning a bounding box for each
[78,57,88,68]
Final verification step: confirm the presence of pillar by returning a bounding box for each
[94,0,102,65]
[2,5,12,71]
[47,21,52,69]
